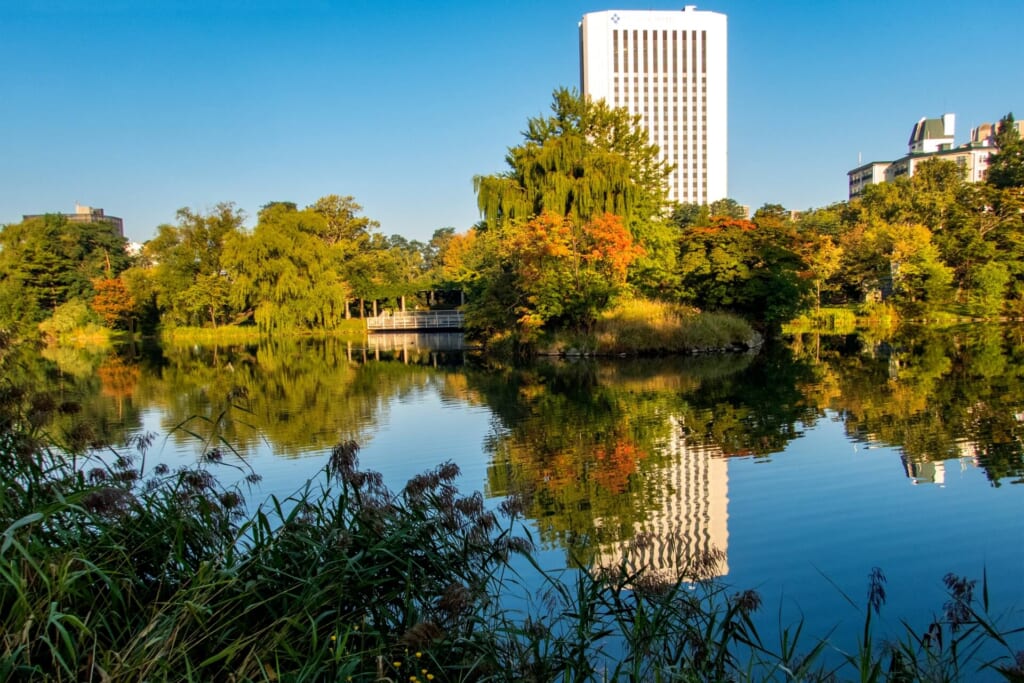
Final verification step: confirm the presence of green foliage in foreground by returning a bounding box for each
[2,436,1022,681]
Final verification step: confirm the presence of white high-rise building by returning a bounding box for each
[580,6,728,205]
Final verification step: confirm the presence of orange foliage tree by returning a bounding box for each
[90,277,136,330]
[489,211,644,340]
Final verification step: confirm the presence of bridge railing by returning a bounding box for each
[366,310,465,331]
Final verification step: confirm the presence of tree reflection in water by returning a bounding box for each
[22,324,1024,575]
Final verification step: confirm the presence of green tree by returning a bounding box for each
[986,113,1024,190]
[307,194,379,251]
[0,214,129,326]
[968,261,1010,317]
[669,202,711,230]
[677,216,812,324]
[475,88,669,231]
[709,197,747,220]
[222,203,350,333]
[140,203,245,327]
[796,203,846,239]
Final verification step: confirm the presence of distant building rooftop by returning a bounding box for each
[22,203,124,238]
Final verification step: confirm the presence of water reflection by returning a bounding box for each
[20,325,1024,555]
[14,326,1020,662]
[471,358,734,574]
[788,324,1024,486]
[592,426,730,581]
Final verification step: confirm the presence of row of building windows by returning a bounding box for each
[611,29,709,76]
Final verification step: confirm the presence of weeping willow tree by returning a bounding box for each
[474,88,679,302]
[223,204,351,334]
[475,88,669,231]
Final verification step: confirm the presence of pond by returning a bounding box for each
[29,325,1024,670]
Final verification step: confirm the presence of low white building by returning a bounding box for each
[847,115,1022,199]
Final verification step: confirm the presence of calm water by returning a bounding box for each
[34,326,1024,664]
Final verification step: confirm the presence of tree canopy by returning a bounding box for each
[0,214,129,326]
[474,88,670,236]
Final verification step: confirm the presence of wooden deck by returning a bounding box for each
[365,310,465,331]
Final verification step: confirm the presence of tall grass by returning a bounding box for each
[592,298,758,355]
[161,319,367,345]
[4,434,1021,681]
[785,304,899,335]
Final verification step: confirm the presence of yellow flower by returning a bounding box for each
[427,675,435,681]
[330,634,337,642]
[393,661,402,668]
[421,669,428,675]
[415,651,422,658]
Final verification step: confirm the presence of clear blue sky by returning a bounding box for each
[2,0,1020,244]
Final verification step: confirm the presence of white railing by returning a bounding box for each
[365,310,465,331]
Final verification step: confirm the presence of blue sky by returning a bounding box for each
[1,0,1020,244]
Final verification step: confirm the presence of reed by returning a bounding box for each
[4,436,1021,681]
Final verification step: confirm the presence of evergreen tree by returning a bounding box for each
[986,113,1024,190]
[0,214,129,326]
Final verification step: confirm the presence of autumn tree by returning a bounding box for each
[467,212,643,342]
[475,88,673,294]
[677,216,811,324]
[837,219,953,312]
[427,228,481,306]
[90,277,136,330]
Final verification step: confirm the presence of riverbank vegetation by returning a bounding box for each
[3,93,1019,351]
[597,300,759,354]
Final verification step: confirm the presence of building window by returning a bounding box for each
[701,30,706,74]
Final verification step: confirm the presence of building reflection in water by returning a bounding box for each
[594,416,730,582]
[902,457,946,486]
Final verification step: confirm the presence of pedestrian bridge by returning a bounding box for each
[365,310,465,331]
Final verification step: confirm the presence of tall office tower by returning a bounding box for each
[580,6,727,205]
